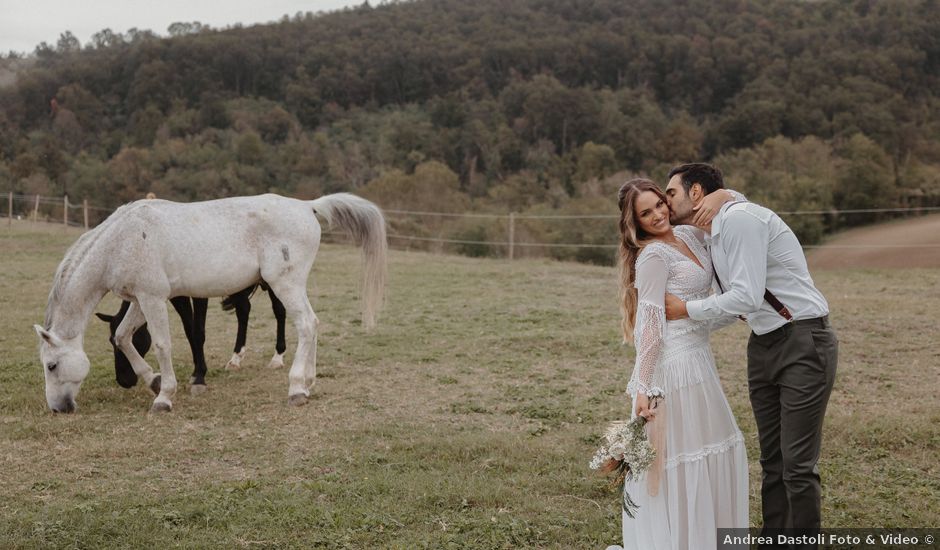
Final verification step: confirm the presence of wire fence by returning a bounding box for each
[5,191,940,257]
[379,202,940,260]
[4,192,96,229]
[385,206,940,219]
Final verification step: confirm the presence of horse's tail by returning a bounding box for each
[310,193,387,329]
[221,284,260,312]
[220,296,237,312]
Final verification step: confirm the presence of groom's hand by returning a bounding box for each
[664,293,689,320]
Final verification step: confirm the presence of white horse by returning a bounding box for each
[34,193,387,414]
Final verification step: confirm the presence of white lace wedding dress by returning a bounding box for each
[611,225,748,550]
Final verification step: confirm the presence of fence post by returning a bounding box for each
[64,195,68,228]
[7,191,11,227]
[33,194,40,222]
[508,212,515,260]
[83,199,89,230]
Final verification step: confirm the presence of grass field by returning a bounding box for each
[1,221,938,548]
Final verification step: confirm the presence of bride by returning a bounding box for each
[609,178,748,550]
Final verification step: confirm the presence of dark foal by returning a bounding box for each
[96,283,286,393]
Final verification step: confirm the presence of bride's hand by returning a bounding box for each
[691,189,734,226]
[634,393,651,419]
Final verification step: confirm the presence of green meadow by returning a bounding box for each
[1,223,937,548]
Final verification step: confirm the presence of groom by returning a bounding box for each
[662,163,838,543]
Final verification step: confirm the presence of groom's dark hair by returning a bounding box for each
[668,163,725,195]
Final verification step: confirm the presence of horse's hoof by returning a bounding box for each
[149,375,162,395]
[225,350,246,370]
[149,401,172,414]
[190,384,208,396]
[267,354,285,369]
[288,393,308,407]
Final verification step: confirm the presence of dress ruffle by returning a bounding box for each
[621,341,748,550]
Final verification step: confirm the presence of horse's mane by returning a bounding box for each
[44,202,137,331]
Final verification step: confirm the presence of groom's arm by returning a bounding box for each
[691,188,746,227]
[686,209,770,320]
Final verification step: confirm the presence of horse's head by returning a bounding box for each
[34,325,90,413]
[95,308,150,389]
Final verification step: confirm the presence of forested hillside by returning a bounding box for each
[1,0,938,259]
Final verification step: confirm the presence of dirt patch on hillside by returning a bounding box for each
[807,214,940,270]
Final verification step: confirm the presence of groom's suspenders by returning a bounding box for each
[710,200,794,322]
[711,258,794,321]
[762,288,794,321]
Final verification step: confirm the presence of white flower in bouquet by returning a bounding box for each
[589,404,661,517]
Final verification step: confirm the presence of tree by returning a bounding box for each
[714,135,838,244]
[485,171,554,212]
[128,60,177,112]
[52,108,84,153]
[55,83,105,140]
[90,28,124,49]
[108,147,153,203]
[35,135,69,184]
[10,150,39,181]
[168,22,208,37]
[572,142,617,188]
[285,66,322,128]
[236,131,265,164]
[361,160,468,213]
[56,31,81,53]
[711,99,786,154]
[198,93,231,130]
[834,133,895,225]
[256,106,295,143]
[128,105,165,147]
[65,153,108,207]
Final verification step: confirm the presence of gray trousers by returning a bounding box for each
[747,316,838,536]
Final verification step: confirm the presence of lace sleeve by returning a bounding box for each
[628,248,668,396]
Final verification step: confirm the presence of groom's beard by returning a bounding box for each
[669,206,694,226]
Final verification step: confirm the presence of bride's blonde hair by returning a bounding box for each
[618,178,670,341]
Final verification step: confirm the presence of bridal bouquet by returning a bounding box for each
[589,415,658,517]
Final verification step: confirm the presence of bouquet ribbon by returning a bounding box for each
[645,399,665,496]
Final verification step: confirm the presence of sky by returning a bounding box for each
[0,0,362,54]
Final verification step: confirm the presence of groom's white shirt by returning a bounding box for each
[686,201,829,335]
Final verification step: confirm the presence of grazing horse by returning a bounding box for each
[96,283,287,394]
[35,193,387,413]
